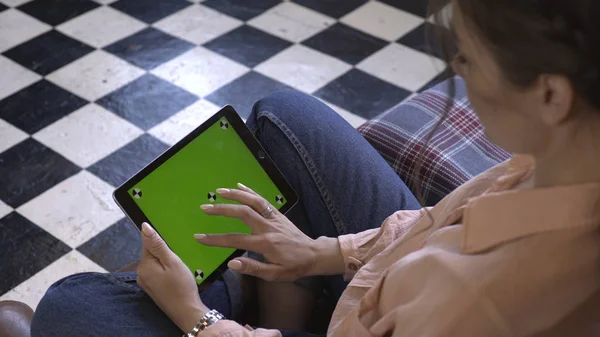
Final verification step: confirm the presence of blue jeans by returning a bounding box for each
[31,91,420,337]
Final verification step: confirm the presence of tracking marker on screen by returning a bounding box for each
[132,188,142,199]
[195,269,204,281]
[220,119,229,130]
[276,195,284,205]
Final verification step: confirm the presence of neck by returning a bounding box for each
[534,117,600,188]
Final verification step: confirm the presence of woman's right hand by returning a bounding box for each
[195,183,344,282]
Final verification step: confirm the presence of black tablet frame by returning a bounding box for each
[113,105,298,284]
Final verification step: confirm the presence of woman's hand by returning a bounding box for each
[137,223,209,333]
[195,183,344,282]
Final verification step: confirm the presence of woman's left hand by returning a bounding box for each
[137,222,209,333]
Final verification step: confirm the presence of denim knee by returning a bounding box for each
[31,272,115,337]
[250,90,328,124]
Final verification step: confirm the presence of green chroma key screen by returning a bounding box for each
[128,117,286,284]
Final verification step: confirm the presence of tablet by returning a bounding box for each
[113,105,297,285]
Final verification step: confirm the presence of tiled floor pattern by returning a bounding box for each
[0,0,449,308]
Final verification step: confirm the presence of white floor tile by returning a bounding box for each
[341,2,423,41]
[149,99,220,145]
[34,104,143,168]
[0,118,28,153]
[255,45,351,93]
[248,2,335,42]
[151,46,249,97]
[0,250,106,310]
[154,4,242,45]
[17,171,124,248]
[46,50,145,101]
[0,0,32,7]
[57,7,147,48]
[0,9,51,52]
[357,43,445,91]
[0,55,41,100]
[0,199,11,219]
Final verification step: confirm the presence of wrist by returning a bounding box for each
[310,237,345,276]
[177,302,210,333]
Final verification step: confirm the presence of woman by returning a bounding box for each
[32,0,600,336]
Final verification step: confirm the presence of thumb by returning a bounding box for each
[141,222,170,263]
[227,257,289,282]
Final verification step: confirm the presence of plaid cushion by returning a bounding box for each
[358,77,510,206]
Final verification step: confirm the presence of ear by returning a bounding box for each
[538,74,574,126]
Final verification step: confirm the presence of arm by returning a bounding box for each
[198,185,429,281]
[286,209,428,278]
[335,209,429,280]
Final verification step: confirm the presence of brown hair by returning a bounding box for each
[410,0,600,206]
[432,0,600,109]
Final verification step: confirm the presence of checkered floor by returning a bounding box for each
[0,0,448,308]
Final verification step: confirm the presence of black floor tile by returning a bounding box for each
[2,30,94,76]
[205,71,292,118]
[77,218,141,271]
[314,69,411,119]
[110,0,191,23]
[0,212,71,295]
[17,0,99,26]
[104,28,194,70]
[96,74,198,130]
[0,3,8,12]
[203,25,291,68]
[0,139,80,208]
[293,0,367,18]
[302,23,387,65]
[378,0,429,17]
[398,22,454,61]
[0,80,88,134]
[202,0,281,21]
[87,134,169,187]
[397,22,444,59]
[418,67,454,92]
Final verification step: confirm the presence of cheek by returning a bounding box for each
[464,80,549,153]
[464,78,503,127]
[464,79,526,149]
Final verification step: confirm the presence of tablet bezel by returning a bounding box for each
[113,105,298,284]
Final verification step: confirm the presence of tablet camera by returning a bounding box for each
[195,269,204,281]
[207,192,217,202]
[132,188,142,199]
[275,195,284,205]
[220,120,229,130]
[258,150,266,159]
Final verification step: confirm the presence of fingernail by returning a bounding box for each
[142,222,154,237]
[237,183,248,190]
[216,188,230,195]
[200,204,214,210]
[228,259,242,271]
[194,234,206,240]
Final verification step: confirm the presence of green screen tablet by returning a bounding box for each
[113,106,297,285]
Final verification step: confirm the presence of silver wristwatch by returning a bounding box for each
[183,309,225,337]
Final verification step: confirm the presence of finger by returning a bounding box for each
[227,257,287,282]
[237,183,258,196]
[195,233,264,252]
[141,222,171,267]
[200,204,266,231]
[215,187,271,215]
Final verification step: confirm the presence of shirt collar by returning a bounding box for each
[462,156,600,254]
